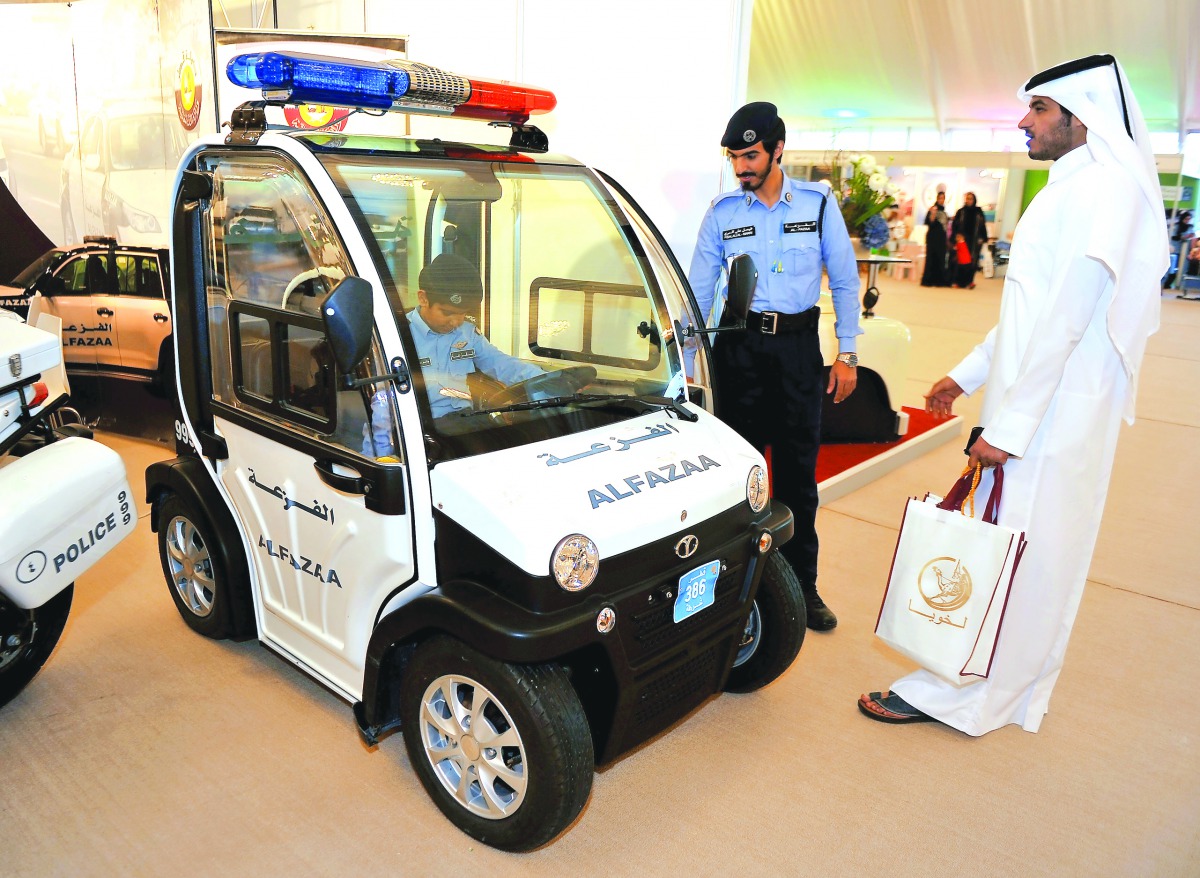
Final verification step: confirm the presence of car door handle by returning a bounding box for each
[314,458,372,495]
[96,307,113,316]
[153,313,169,323]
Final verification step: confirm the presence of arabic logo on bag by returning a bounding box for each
[917,556,972,612]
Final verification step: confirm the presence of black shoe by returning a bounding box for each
[804,587,837,631]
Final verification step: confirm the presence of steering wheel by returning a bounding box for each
[486,365,597,409]
[281,266,346,308]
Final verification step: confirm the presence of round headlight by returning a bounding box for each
[747,465,769,513]
[551,534,600,592]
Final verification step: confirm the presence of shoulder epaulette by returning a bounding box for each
[792,179,833,198]
[710,189,745,209]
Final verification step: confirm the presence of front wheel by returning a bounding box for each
[400,636,594,851]
[0,586,73,709]
[157,494,233,639]
[724,551,806,693]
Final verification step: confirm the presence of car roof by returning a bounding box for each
[56,239,168,258]
[291,130,582,167]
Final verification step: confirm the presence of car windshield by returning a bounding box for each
[318,145,686,461]
[11,249,68,287]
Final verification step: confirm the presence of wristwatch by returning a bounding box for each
[836,352,859,368]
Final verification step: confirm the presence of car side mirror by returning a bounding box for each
[320,276,373,375]
[726,253,757,321]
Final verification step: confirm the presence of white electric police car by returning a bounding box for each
[146,50,804,851]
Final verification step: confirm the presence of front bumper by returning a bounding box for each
[362,501,794,762]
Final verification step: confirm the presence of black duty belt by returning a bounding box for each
[744,306,820,335]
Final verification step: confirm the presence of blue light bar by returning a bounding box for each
[227,52,411,110]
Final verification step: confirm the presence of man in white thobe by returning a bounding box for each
[859,55,1169,735]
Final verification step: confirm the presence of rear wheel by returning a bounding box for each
[400,636,594,851]
[149,341,174,398]
[157,494,232,639]
[725,551,806,693]
[0,586,73,709]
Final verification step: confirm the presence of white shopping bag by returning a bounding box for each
[874,465,1027,684]
[981,246,995,279]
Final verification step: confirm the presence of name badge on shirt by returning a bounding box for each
[449,349,476,361]
[418,357,432,366]
[722,225,755,241]
[784,221,817,234]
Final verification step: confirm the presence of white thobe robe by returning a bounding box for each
[892,145,1137,735]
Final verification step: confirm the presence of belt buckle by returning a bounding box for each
[760,311,779,335]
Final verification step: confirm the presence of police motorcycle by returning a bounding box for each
[147,50,805,851]
[0,310,136,708]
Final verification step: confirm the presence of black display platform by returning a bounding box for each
[65,375,174,445]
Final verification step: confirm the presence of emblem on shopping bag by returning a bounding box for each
[916,556,972,611]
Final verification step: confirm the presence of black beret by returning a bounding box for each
[721,101,785,149]
[419,253,483,309]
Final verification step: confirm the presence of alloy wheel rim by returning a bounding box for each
[732,600,762,668]
[165,515,215,618]
[418,673,528,820]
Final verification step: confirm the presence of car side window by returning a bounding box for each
[57,253,109,295]
[114,254,163,298]
[198,152,395,460]
[228,303,334,431]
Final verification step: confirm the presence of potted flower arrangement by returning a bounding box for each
[831,153,899,252]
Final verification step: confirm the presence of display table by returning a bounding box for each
[855,255,911,317]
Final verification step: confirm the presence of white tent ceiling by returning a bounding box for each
[748,0,1200,145]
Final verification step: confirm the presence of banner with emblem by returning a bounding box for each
[874,465,1027,684]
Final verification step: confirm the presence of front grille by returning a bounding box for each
[632,637,731,727]
[619,558,747,665]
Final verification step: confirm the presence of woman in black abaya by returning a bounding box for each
[921,191,951,287]
[951,191,989,288]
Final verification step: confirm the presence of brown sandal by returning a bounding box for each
[857,691,937,724]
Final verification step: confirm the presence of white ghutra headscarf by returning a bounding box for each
[1018,54,1168,421]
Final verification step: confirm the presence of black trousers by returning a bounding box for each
[712,323,823,587]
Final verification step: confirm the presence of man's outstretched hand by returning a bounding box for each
[924,376,963,417]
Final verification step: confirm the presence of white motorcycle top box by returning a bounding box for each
[0,316,60,394]
[0,315,64,445]
[0,436,136,608]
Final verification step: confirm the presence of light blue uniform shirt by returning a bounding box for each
[364,307,543,456]
[687,171,862,351]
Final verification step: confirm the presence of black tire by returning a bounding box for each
[149,340,174,398]
[157,494,233,639]
[725,551,806,693]
[400,636,594,851]
[0,585,73,709]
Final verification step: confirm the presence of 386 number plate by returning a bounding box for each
[674,560,720,623]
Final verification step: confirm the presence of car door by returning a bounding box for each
[111,251,170,375]
[195,152,415,697]
[597,172,717,412]
[37,250,116,368]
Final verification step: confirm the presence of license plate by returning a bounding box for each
[674,560,720,623]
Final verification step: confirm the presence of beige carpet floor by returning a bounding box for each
[2,273,1197,877]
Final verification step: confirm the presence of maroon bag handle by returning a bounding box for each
[937,463,1004,524]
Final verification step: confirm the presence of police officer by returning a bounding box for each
[688,101,861,630]
[364,253,542,455]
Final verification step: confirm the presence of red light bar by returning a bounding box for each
[228,51,555,126]
[455,78,557,124]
